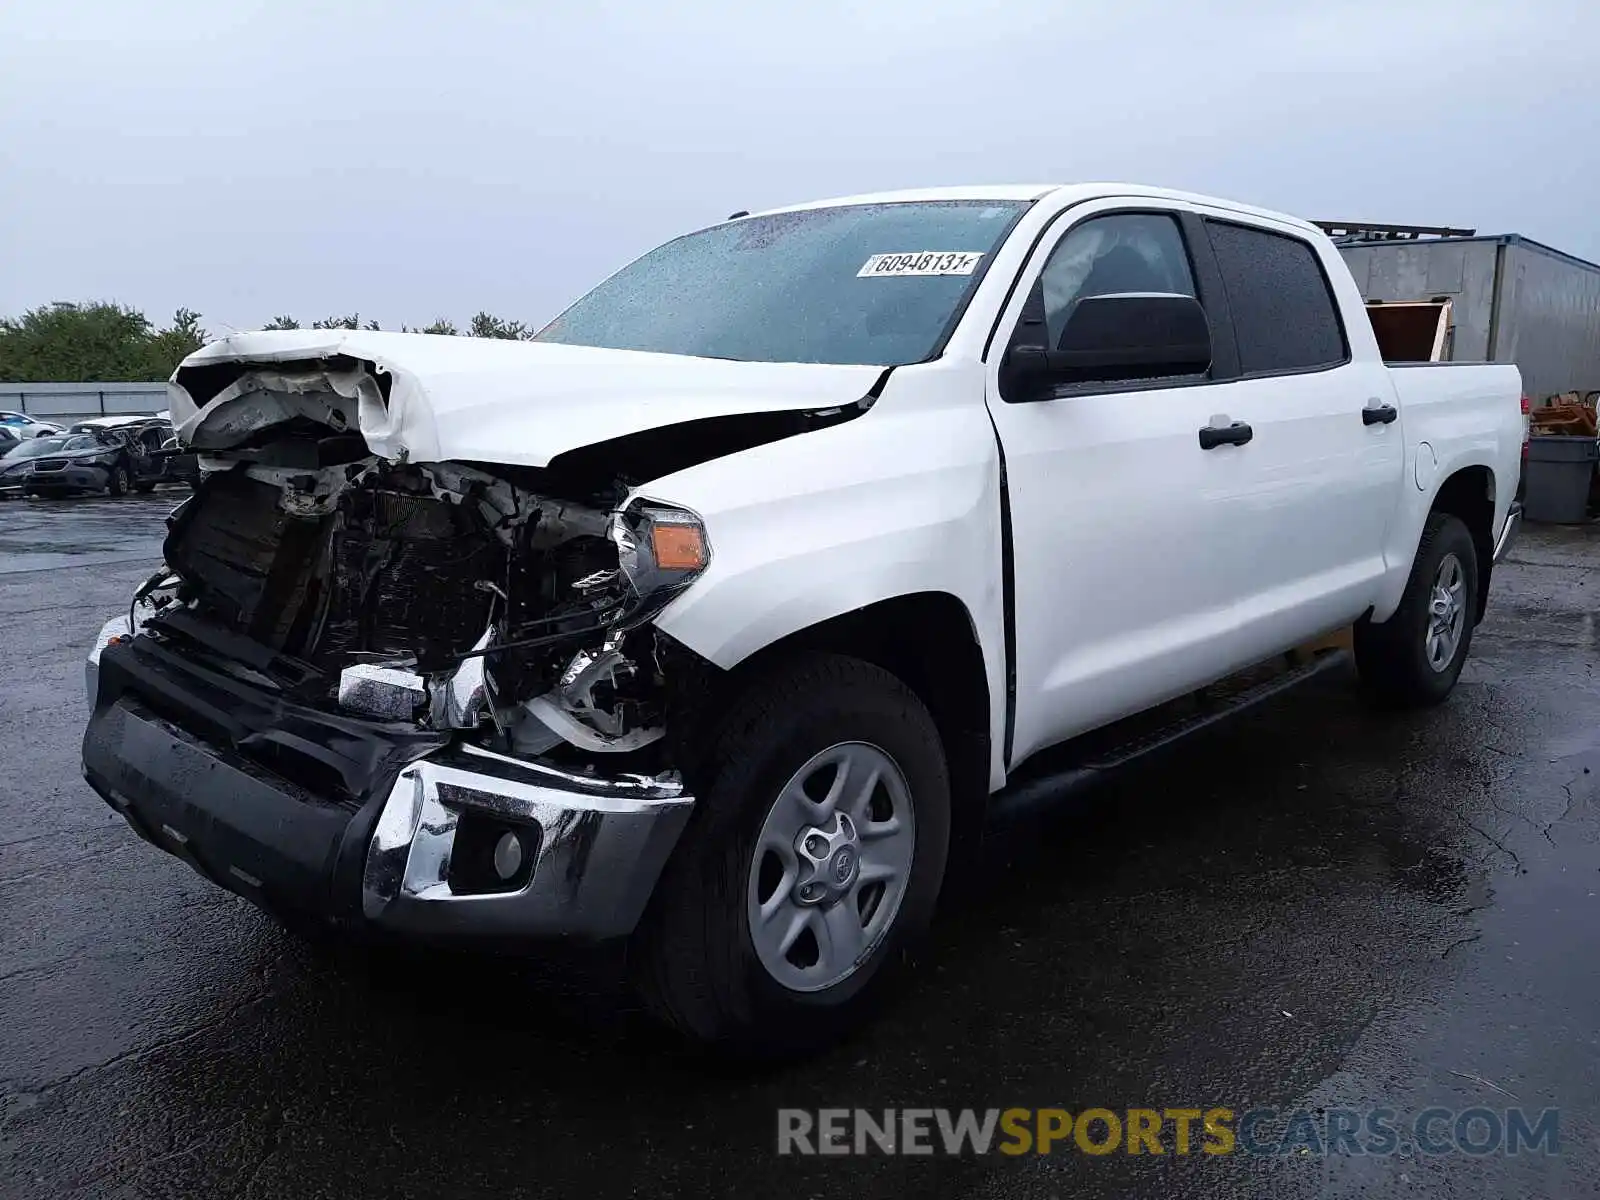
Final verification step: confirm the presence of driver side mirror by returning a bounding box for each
[1005,292,1212,398]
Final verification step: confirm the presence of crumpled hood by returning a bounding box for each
[168,330,884,468]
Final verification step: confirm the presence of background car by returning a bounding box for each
[4,429,166,497]
[1,434,78,492]
[0,411,64,439]
[0,435,52,492]
[70,416,196,490]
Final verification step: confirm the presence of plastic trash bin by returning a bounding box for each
[1523,435,1598,523]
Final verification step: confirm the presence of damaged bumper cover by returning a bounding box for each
[83,624,693,941]
[361,744,690,938]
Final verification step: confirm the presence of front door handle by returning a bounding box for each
[1363,403,1399,425]
[1198,420,1254,449]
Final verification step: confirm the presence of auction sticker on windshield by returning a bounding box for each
[857,252,984,277]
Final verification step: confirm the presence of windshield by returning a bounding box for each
[535,200,1029,366]
[6,434,99,459]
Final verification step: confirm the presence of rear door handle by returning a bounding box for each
[1363,403,1398,425]
[1198,421,1253,449]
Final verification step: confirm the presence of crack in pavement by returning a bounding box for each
[1456,813,1524,871]
[0,842,134,889]
[1441,932,1482,959]
[0,988,280,1130]
[0,946,150,989]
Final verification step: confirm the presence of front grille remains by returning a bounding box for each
[157,459,635,744]
[164,472,322,649]
[316,487,500,670]
[165,469,498,675]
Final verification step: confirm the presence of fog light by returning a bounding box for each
[492,830,524,881]
[445,812,539,894]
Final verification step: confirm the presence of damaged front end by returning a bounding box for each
[80,362,743,942]
[149,405,710,769]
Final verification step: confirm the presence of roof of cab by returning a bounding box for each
[751,184,1320,234]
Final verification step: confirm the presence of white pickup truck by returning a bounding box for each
[83,184,1523,1056]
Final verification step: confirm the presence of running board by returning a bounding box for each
[986,649,1351,827]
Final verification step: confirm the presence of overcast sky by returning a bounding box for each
[2,0,1595,335]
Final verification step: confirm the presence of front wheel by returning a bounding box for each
[106,465,130,497]
[633,654,950,1058]
[1355,512,1479,707]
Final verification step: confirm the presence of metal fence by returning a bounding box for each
[0,382,169,419]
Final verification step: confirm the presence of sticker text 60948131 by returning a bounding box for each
[857,251,985,278]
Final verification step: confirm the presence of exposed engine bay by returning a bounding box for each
[139,398,715,762]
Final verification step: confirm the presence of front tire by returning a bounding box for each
[106,465,130,497]
[633,654,950,1058]
[1355,512,1479,707]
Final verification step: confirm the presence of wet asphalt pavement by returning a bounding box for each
[1,492,1597,1199]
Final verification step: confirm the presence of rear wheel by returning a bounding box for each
[1355,512,1478,706]
[633,654,950,1058]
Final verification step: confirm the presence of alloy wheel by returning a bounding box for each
[745,741,916,993]
[1426,552,1467,672]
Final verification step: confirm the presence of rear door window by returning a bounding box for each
[1205,221,1347,374]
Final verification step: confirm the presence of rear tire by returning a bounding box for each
[633,653,950,1059]
[1355,512,1478,707]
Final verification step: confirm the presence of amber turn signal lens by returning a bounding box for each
[651,523,707,571]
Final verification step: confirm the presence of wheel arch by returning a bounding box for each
[1375,455,1501,625]
[661,591,994,850]
[1427,464,1496,621]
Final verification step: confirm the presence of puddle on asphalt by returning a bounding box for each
[0,495,176,574]
[0,550,163,575]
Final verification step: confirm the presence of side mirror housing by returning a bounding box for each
[1005,292,1212,398]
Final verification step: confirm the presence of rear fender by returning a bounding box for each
[1372,448,1506,623]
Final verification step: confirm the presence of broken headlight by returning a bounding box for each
[609,500,710,625]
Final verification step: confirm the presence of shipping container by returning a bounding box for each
[1329,226,1600,402]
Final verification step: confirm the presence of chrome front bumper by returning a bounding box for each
[362,743,692,939]
[85,621,694,942]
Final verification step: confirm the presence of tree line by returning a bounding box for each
[0,302,543,383]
